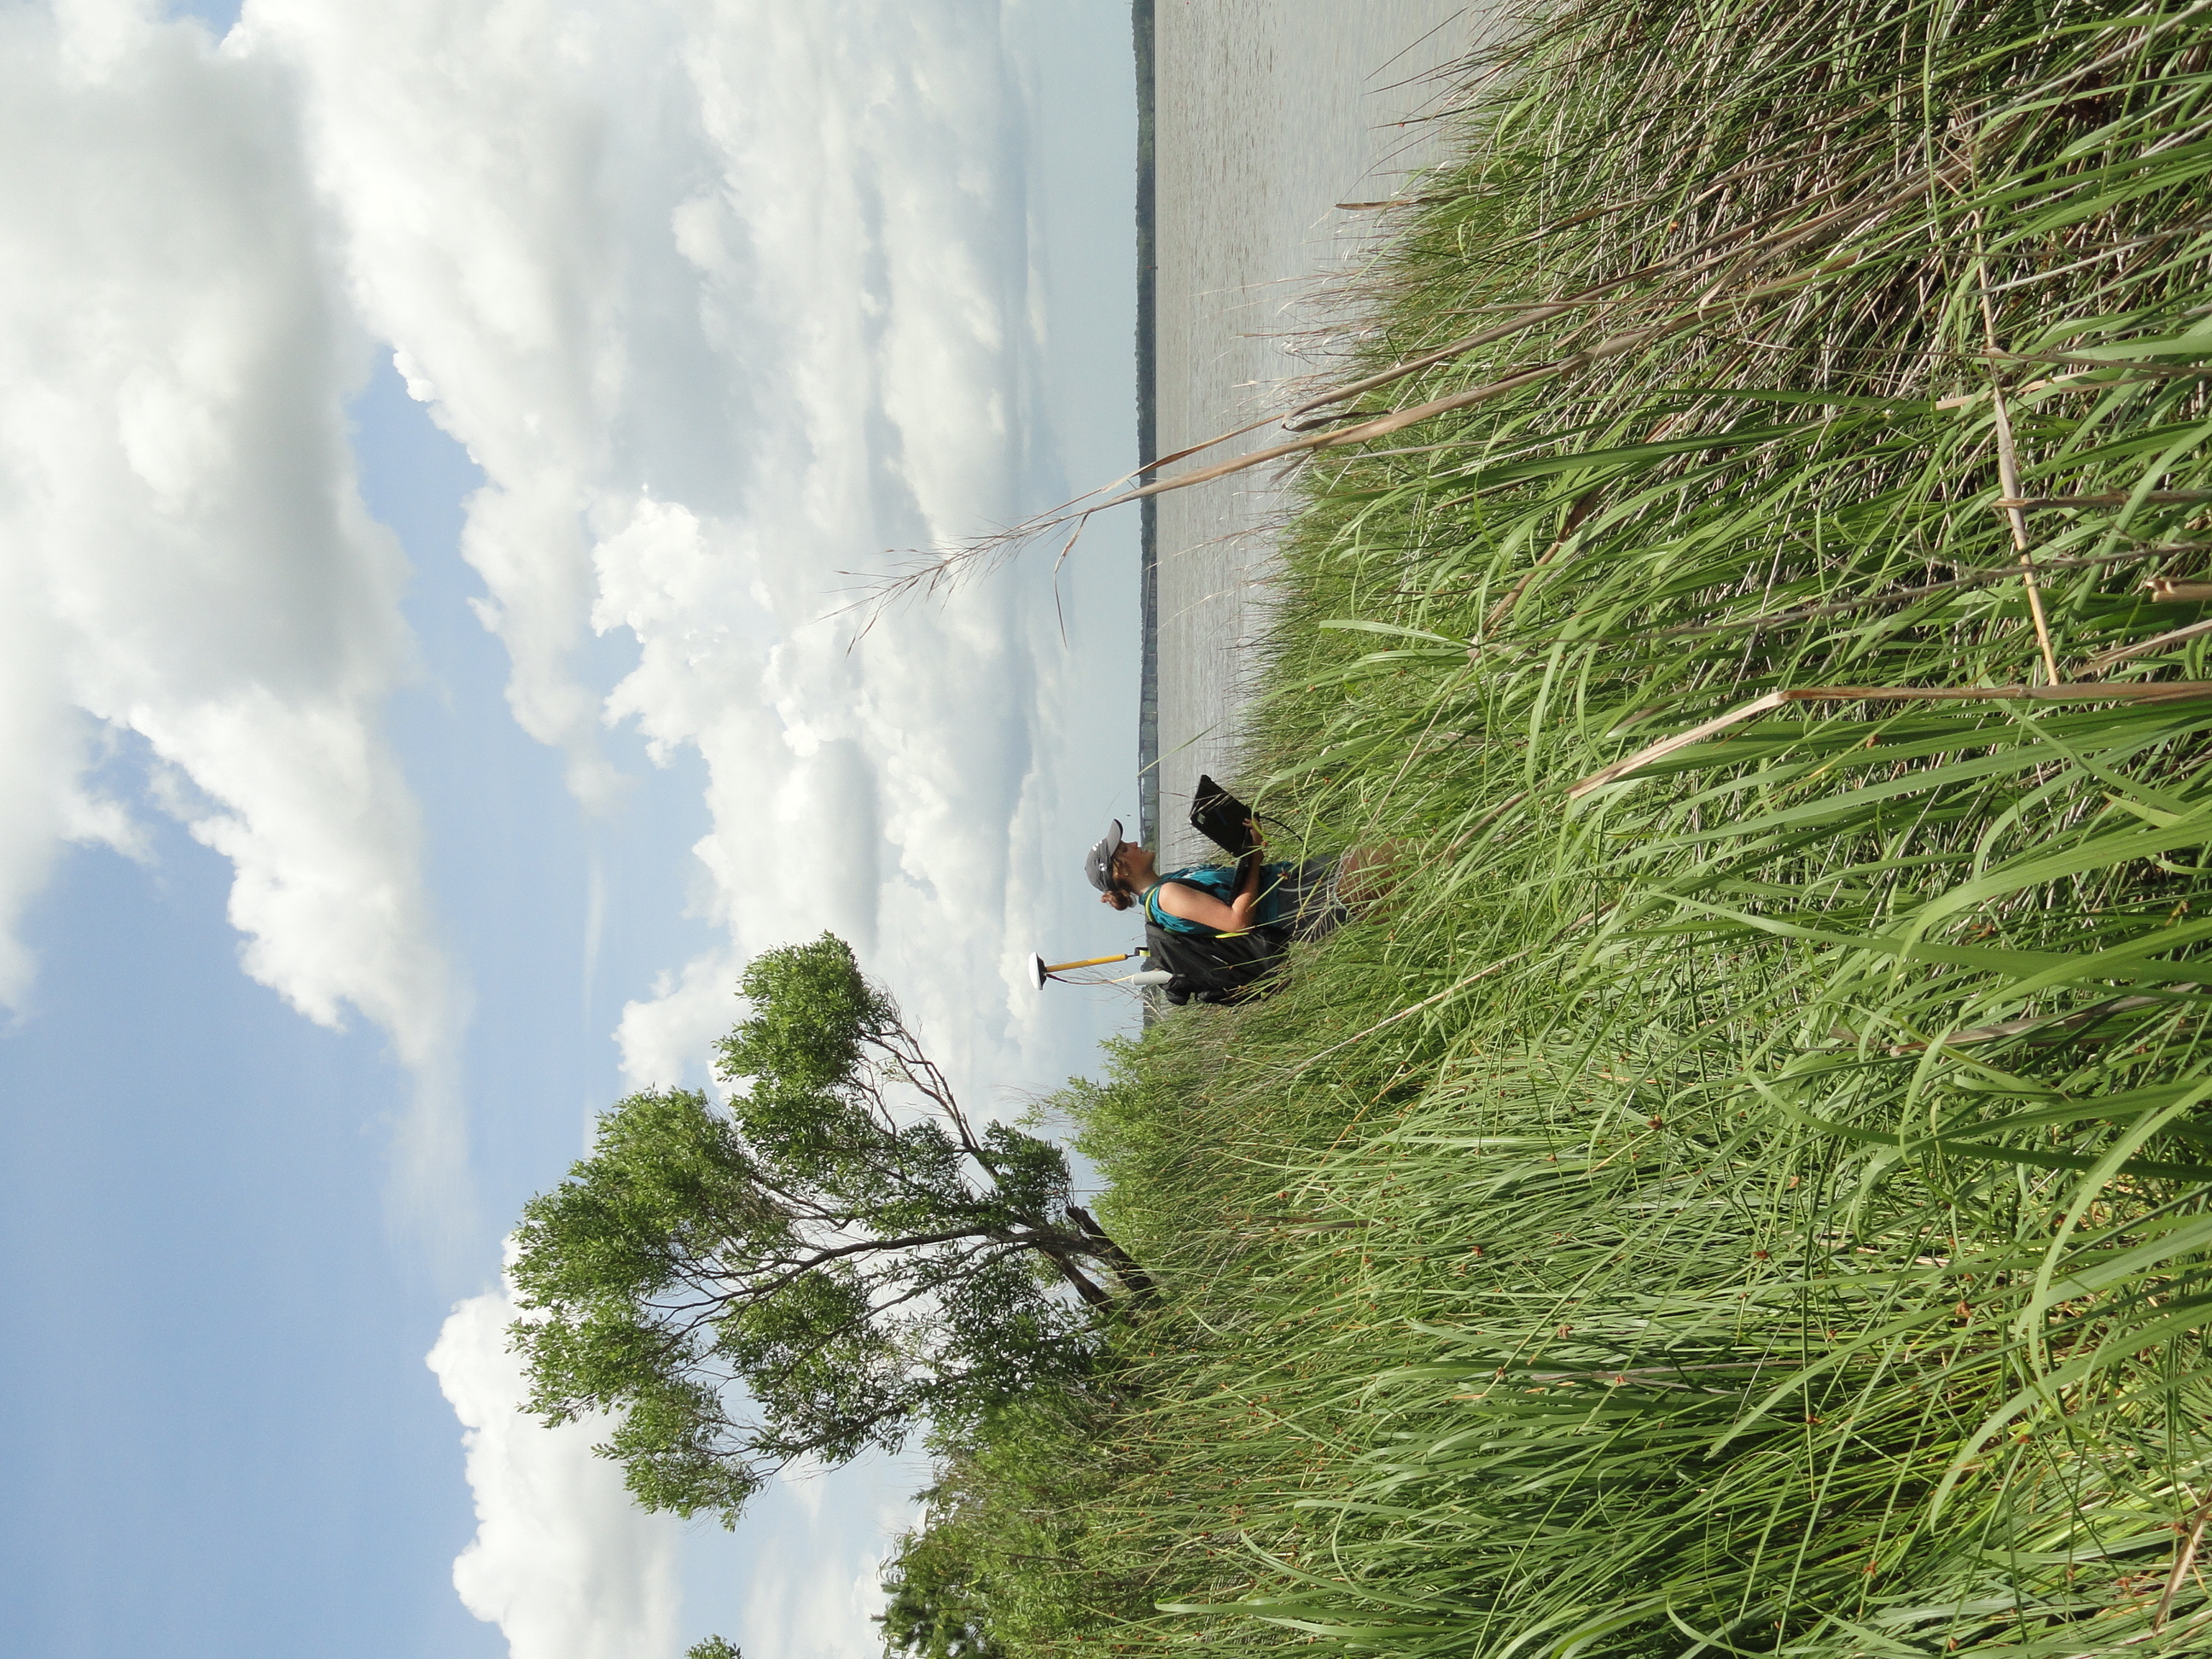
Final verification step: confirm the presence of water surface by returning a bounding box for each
[1151,1,1492,861]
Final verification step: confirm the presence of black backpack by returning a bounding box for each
[1144,917,1288,1005]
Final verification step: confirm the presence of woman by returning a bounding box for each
[1083,821,1348,942]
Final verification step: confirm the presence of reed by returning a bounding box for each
[886,2,2212,1654]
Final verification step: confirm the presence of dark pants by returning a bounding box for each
[1267,858,1347,941]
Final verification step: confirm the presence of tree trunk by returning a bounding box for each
[1068,1204,1157,1300]
[1032,1240,1115,1307]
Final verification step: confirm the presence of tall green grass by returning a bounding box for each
[893,2,2212,1654]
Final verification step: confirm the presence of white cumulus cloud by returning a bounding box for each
[251,0,1133,1109]
[0,0,467,1214]
[429,1284,686,1659]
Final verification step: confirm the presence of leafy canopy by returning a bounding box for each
[509,934,1146,1525]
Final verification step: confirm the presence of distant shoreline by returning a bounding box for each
[1132,0,1159,848]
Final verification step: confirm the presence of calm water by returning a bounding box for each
[1151,1,1491,862]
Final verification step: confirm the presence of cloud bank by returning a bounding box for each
[249,0,1122,1106]
[0,0,468,1206]
[0,1,1132,1652]
[429,1287,685,1659]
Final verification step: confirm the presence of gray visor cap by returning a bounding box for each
[1084,820,1126,892]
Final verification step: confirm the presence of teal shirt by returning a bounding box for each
[1144,863,1292,935]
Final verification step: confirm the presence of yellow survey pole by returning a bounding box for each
[1041,951,1140,974]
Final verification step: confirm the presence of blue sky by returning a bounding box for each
[0,3,1140,1655]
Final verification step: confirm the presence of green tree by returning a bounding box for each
[509,934,1150,1524]
[878,1518,1004,1659]
[685,1640,741,1659]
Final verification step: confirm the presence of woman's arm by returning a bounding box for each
[1236,836,1264,900]
[1154,865,1262,934]
[1228,819,1266,919]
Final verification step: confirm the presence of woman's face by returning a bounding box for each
[1111,841,1157,892]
